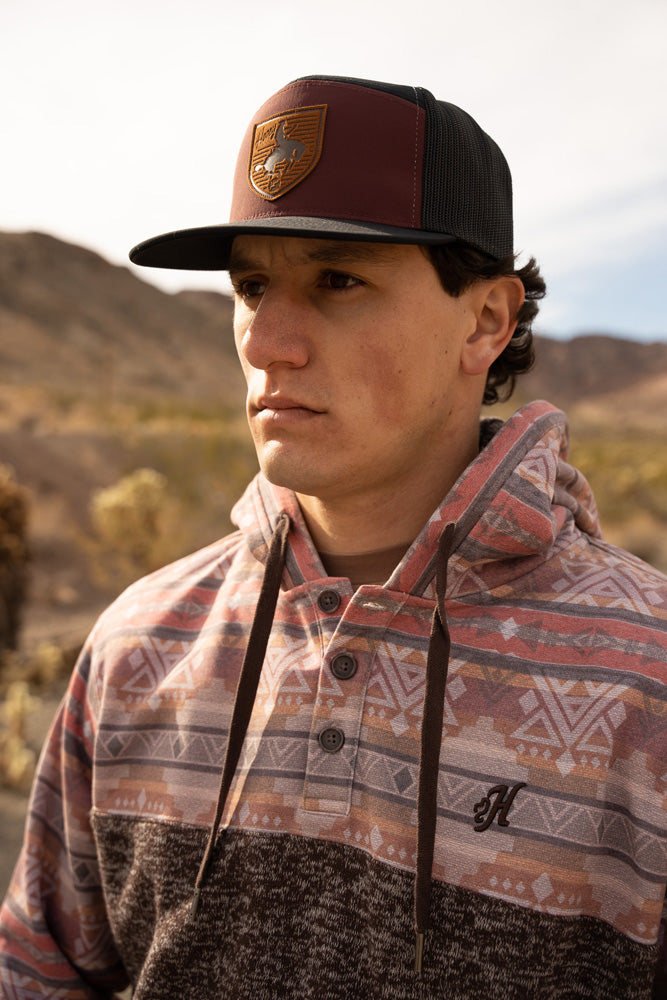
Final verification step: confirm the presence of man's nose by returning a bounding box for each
[237,291,310,372]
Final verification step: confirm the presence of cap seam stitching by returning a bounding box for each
[233,208,422,226]
[411,87,420,227]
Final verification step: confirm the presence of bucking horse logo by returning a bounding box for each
[248,105,327,200]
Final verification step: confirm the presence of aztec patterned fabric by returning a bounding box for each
[1,400,666,999]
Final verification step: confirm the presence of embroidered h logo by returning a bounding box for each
[473,782,526,832]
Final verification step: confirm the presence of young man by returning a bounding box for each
[1,76,666,999]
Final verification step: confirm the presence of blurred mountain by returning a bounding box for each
[0,230,245,410]
[526,333,667,427]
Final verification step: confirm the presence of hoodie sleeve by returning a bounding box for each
[0,647,129,998]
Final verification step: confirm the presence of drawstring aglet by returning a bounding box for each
[189,886,202,923]
[414,930,425,974]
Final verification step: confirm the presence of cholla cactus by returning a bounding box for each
[90,468,168,577]
[0,680,37,789]
[0,464,30,653]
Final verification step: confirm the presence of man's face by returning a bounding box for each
[230,235,482,514]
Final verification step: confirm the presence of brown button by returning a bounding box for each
[318,590,341,614]
[331,653,357,680]
[319,727,345,753]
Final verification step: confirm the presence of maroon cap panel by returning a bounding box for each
[230,79,425,230]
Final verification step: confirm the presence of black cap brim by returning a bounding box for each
[129,218,456,271]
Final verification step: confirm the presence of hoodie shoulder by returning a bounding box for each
[88,528,250,644]
[575,532,667,619]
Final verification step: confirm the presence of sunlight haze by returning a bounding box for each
[2,0,666,340]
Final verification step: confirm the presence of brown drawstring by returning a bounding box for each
[414,522,455,973]
[189,512,291,921]
[188,508,455,971]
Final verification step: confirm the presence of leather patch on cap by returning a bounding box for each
[248,105,327,201]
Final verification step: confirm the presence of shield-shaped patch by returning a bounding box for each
[248,104,327,201]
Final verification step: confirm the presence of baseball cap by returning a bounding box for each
[129,75,513,270]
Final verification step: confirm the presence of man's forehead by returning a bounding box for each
[228,235,409,273]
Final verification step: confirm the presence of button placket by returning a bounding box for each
[303,640,366,813]
[303,590,401,815]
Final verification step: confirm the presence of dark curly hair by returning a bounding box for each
[426,243,546,405]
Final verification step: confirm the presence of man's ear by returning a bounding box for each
[461,276,525,376]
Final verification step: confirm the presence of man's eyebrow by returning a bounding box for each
[303,242,401,266]
[227,241,401,274]
[227,251,258,275]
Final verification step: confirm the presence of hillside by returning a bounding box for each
[0,230,244,409]
[525,334,667,410]
[0,232,254,654]
[1,229,666,659]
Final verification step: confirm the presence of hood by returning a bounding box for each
[231,400,602,596]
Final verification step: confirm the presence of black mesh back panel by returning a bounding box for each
[417,88,513,258]
[296,76,513,259]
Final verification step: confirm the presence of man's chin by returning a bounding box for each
[259,454,315,494]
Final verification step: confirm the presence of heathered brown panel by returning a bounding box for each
[94,815,659,1000]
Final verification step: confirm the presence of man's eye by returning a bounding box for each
[234,278,266,300]
[322,271,361,290]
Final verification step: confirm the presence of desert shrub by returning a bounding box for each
[85,424,259,591]
[570,433,667,572]
[0,680,37,789]
[89,467,172,585]
[571,436,667,524]
[0,464,30,653]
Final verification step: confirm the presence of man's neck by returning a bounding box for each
[319,543,411,588]
[297,488,419,556]
[296,433,479,556]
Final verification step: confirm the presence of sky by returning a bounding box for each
[2,0,666,341]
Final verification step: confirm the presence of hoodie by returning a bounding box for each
[1,400,666,999]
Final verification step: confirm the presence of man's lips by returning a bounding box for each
[251,395,325,424]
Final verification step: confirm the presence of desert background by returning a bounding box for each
[1,229,666,897]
